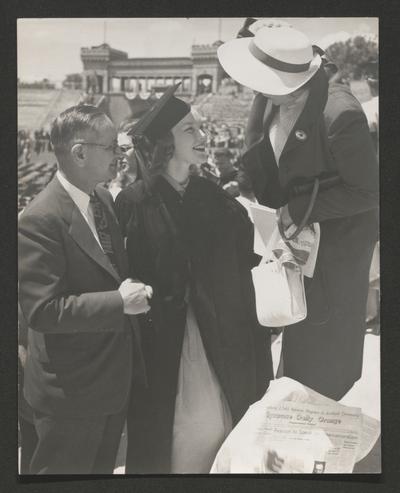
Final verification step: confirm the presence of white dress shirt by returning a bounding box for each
[269,88,310,164]
[56,170,103,250]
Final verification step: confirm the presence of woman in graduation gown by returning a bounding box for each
[115,84,273,474]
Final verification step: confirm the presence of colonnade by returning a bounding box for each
[109,75,193,93]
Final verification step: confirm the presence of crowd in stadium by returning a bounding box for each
[18,129,52,164]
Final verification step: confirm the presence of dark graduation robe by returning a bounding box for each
[115,174,274,473]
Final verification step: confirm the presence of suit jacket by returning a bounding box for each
[18,176,146,418]
[241,70,379,398]
[243,70,379,222]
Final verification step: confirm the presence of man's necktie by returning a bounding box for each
[89,191,119,275]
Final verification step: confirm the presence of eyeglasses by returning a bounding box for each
[74,141,121,154]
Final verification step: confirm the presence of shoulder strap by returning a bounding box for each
[278,178,320,241]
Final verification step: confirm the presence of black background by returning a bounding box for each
[2,0,400,492]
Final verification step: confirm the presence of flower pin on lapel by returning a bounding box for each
[295,130,307,141]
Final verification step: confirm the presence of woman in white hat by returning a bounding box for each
[115,84,274,473]
[218,23,379,401]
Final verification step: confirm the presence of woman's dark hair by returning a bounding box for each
[150,131,175,174]
[134,131,175,176]
[118,117,141,134]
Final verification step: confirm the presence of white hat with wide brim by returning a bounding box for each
[217,27,321,96]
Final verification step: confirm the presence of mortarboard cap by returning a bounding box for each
[127,83,190,142]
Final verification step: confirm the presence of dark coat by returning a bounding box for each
[18,177,146,418]
[115,175,273,473]
[18,303,35,423]
[242,69,379,400]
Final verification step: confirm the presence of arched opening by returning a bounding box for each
[96,74,104,94]
[197,74,213,95]
[182,77,191,92]
[126,78,138,93]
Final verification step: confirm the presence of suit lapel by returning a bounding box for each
[280,104,313,158]
[51,176,121,283]
[280,67,329,159]
[68,206,121,283]
[242,103,278,199]
[242,137,269,199]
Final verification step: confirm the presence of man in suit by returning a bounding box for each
[18,105,151,474]
[218,23,378,400]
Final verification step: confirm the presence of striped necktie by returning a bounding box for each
[89,191,119,275]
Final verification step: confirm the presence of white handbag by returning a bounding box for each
[251,255,307,327]
[250,179,321,328]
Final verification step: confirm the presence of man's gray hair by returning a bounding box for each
[50,104,108,157]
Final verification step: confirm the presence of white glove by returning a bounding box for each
[119,278,151,315]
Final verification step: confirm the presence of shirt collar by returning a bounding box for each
[56,170,90,214]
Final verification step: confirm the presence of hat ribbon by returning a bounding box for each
[249,39,311,73]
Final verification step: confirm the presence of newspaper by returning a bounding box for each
[266,378,380,463]
[248,202,277,257]
[249,202,320,277]
[210,377,380,474]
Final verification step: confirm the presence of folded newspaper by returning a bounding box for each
[248,202,277,256]
[210,377,380,474]
[249,202,320,278]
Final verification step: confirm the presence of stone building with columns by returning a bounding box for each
[81,41,228,96]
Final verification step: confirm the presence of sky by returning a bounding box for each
[17,17,378,83]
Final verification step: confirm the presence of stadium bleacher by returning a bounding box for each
[18,88,83,211]
[198,92,253,127]
[18,88,82,131]
[17,80,371,213]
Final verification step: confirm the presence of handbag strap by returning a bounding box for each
[278,178,320,242]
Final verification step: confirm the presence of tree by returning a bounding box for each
[63,73,83,89]
[326,36,378,80]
